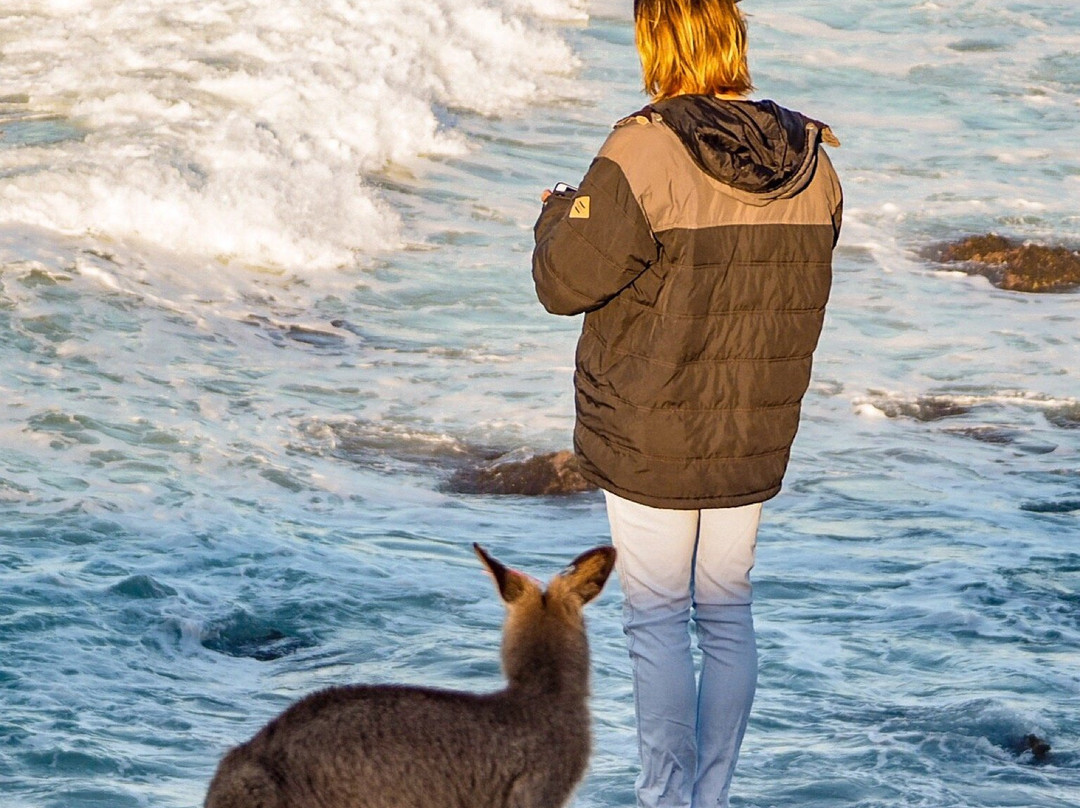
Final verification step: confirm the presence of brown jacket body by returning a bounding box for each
[533,97,843,509]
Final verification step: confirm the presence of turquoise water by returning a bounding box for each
[1,1,1078,806]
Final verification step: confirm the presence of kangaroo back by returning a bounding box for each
[204,543,616,808]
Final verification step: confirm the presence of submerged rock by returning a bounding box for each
[858,393,973,422]
[243,314,348,348]
[201,611,316,661]
[944,426,1058,455]
[1045,402,1080,430]
[109,574,178,599]
[296,417,501,473]
[1014,733,1052,762]
[446,450,598,496]
[1020,499,1080,514]
[927,234,1080,293]
[297,418,597,497]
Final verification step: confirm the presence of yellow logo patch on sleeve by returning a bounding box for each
[569,196,591,219]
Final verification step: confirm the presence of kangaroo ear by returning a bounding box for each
[474,544,531,604]
[561,545,616,605]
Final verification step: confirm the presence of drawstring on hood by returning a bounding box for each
[640,96,839,202]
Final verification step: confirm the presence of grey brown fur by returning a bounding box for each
[204,543,616,808]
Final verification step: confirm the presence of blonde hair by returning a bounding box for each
[634,0,753,101]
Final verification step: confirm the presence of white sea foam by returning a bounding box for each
[853,390,1080,421]
[0,0,585,271]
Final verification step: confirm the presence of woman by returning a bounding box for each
[531,1,843,806]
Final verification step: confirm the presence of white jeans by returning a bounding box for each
[605,491,762,808]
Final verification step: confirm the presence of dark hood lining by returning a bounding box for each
[646,96,828,198]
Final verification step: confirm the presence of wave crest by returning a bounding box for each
[0,0,585,269]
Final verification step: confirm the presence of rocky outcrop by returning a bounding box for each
[445,450,598,496]
[1014,733,1052,763]
[859,393,973,422]
[927,234,1080,293]
[1045,402,1080,430]
[297,418,598,497]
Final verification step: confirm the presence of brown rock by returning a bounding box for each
[927,234,1080,293]
[1019,733,1052,762]
[446,450,598,496]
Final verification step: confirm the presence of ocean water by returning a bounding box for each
[1,0,1078,806]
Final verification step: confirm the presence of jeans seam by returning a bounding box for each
[623,596,648,789]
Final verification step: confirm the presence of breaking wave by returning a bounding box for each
[0,0,586,270]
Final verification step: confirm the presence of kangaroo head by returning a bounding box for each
[474,543,616,694]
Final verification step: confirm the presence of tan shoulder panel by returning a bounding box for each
[599,119,841,233]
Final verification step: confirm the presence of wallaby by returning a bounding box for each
[204,542,616,808]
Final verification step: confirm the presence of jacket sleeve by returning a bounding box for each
[532,155,659,316]
[819,148,843,247]
[832,197,843,247]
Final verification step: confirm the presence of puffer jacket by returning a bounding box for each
[532,96,843,509]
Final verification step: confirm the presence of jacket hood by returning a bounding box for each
[645,96,838,201]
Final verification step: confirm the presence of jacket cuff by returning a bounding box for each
[533,192,574,244]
